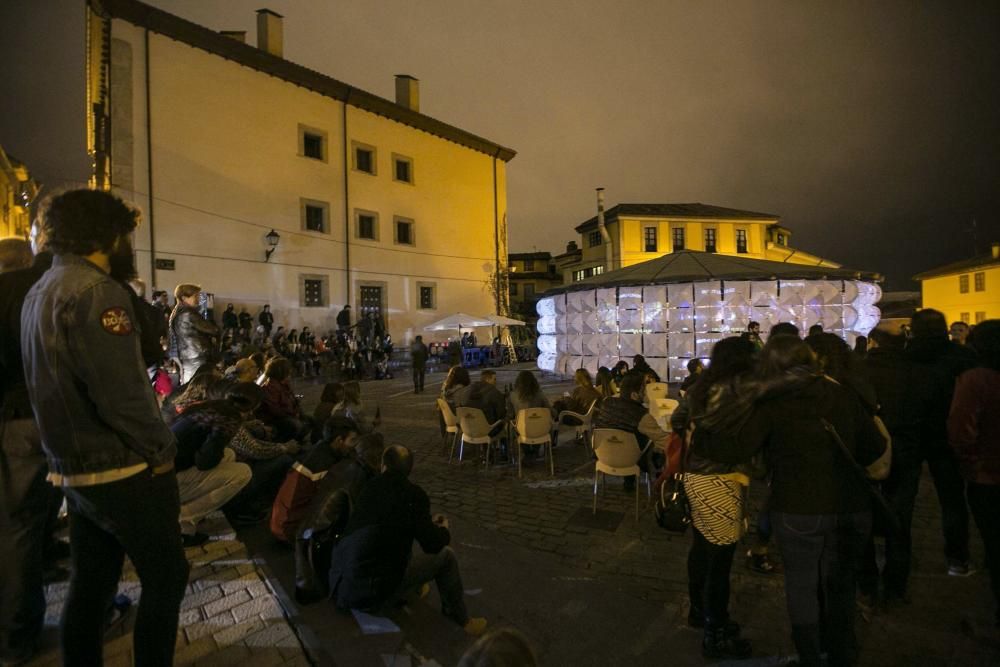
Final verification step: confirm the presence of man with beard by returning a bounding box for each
[20,189,189,666]
[170,283,220,385]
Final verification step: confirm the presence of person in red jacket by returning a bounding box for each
[948,319,1000,627]
[270,416,359,543]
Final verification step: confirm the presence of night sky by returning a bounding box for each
[2,0,998,289]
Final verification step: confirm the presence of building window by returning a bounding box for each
[393,154,413,184]
[588,231,603,247]
[300,198,329,234]
[705,228,717,253]
[974,272,986,292]
[976,311,987,324]
[644,227,658,253]
[736,229,748,254]
[418,283,436,310]
[572,270,584,282]
[355,209,379,240]
[298,125,327,162]
[524,259,535,271]
[593,265,604,275]
[959,275,969,293]
[672,227,685,251]
[510,282,519,296]
[353,142,376,175]
[960,312,970,323]
[776,233,786,246]
[524,284,536,299]
[394,217,414,246]
[300,274,328,308]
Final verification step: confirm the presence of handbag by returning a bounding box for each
[655,427,692,533]
[820,419,901,536]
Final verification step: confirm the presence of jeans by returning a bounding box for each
[396,546,469,625]
[858,462,922,598]
[413,366,426,392]
[773,511,872,667]
[0,416,60,661]
[177,448,252,534]
[925,445,970,563]
[687,527,737,628]
[967,482,1000,623]
[62,468,190,667]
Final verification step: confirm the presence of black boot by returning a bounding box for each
[790,624,823,667]
[702,625,752,660]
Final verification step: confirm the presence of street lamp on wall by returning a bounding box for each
[265,229,280,262]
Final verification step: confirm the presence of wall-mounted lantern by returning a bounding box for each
[265,229,280,262]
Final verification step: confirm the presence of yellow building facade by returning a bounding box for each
[507,251,561,322]
[86,0,514,341]
[0,145,38,239]
[914,244,1000,325]
[557,203,838,284]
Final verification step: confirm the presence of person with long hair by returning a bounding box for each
[682,336,756,659]
[256,358,307,441]
[554,368,601,434]
[333,381,379,434]
[595,366,618,398]
[441,366,472,409]
[949,320,1000,627]
[706,335,887,667]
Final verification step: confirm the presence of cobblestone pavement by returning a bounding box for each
[27,513,311,666]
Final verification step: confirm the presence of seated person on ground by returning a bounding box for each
[270,416,360,543]
[329,446,488,636]
[294,432,386,603]
[256,357,309,441]
[331,381,379,434]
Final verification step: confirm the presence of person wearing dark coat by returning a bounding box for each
[169,283,220,385]
[258,304,274,337]
[411,335,429,394]
[222,304,238,333]
[456,370,506,436]
[328,446,487,635]
[905,309,978,575]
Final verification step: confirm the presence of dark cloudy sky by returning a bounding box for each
[2,0,998,289]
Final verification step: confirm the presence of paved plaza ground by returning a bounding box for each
[26,363,1000,665]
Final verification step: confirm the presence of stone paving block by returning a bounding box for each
[202,589,252,619]
[174,635,218,665]
[242,620,300,648]
[195,643,251,666]
[213,618,266,647]
[230,594,284,623]
[180,585,223,611]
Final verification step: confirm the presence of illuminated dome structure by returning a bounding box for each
[536,250,882,381]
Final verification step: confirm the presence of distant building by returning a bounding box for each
[85,0,514,341]
[557,203,838,285]
[507,251,561,324]
[0,145,39,238]
[913,243,1000,325]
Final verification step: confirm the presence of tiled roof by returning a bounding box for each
[575,203,779,232]
[90,0,515,162]
[912,252,1000,281]
[508,252,552,260]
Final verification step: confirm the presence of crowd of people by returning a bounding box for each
[0,190,489,666]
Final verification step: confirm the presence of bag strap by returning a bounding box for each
[819,418,873,484]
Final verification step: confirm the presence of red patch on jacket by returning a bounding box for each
[100,307,133,335]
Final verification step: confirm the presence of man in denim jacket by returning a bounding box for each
[21,189,189,667]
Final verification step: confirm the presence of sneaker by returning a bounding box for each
[182,532,210,548]
[463,617,488,636]
[947,560,976,577]
[747,550,778,575]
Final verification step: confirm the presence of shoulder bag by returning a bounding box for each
[655,425,692,533]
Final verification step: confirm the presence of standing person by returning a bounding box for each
[949,320,1000,627]
[706,336,886,667]
[238,307,253,336]
[221,303,238,335]
[949,321,971,346]
[906,309,977,575]
[411,335,429,394]
[329,446,488,636]
[258,304,274,337]
[0,221,59,665]
[742,321,764,351]
[151,290,171,325]
[170,283,220,385]
[336,304,352,332]
[20,189,189,666]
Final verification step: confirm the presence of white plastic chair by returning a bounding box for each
[456,407,503,470]
[437,399,461,461]
[591,428,652,520]
[513,408,554,478]
[649,397,680,431]
[644,382,668,406]
[556,400,597,444]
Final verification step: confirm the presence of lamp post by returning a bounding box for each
[265,229,280,262]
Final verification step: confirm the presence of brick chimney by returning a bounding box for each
[256,9,283,57]
[220,30,246,43]
[395,75,419,112]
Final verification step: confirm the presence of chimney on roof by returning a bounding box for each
[220,30,246,43]
[256,9,283,57]
[395,75,419,112]
[993,242,999,259]
[566,240,578,253]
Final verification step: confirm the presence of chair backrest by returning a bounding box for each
[516,408,552,439]
[591,428,642,468]
[456,407,491,438]
[645,382,668,404]
[654,398,679,413]
[437,398,459,428]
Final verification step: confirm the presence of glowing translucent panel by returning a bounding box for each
[856,305,881,334]
[536,316,556,335]
[721,305,750,331]
[598,350,619,369]
[668,284,695,309]
[695,306,725,333]
[555,314,568,335]
[647,358,668,383]
[722,282,752,308]
[567,291,584,314]
[842,305,859,329]
[583,334,602,356]
[537,335,557,354]
[569,334,583,355]
[822,305,844,330]
[536,297,556,318]
[619,287,644,310]
[668,308,695,333]
[668,357,692,383]
[641,285,667,309]
[778,281,807,308]
[583,357,600,375]
[697,332,724,357]
[619,333,642,357]
[556,335,568,353]
[695,281,723,307]
[567,313,583,334]
[583,311,600,334]
[619,309,643,332]
[751,281,778,307]
[671,333,696,358]
[854,282,882,308]
[842,281,859,304]
[597,288,617,308]
[597,305,618,333]
[642,303,667,333]
[537,352,556,372]
[643,333,668,357]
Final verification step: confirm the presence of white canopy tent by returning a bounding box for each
[484,314,526,327]
[423,313,495,332]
